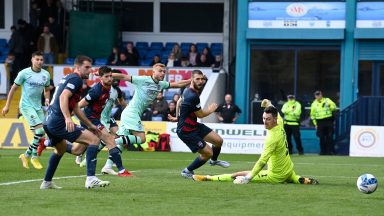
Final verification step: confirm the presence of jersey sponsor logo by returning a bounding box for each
[66,83,75,89]
[196,103,201,108]
[85,94,91,100]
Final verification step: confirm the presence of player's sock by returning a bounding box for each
[44,153,62,181]
[187,156,207,172]
[66,143,73,154]
[210,174,233,182]
[86,145,98,176]
[98,140,106,152]
[109,147,124,171]
[104,158,114,169]
[31,128,45,157]
[211,146,221,161]
[115,135,142,147]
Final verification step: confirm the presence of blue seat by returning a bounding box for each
[161,50,170,59]
[65,58,75,65]
[165,42,177,50]
[95,58,107,66]
[180,43,192,51]
[211,49,223,56]
[136,41,149,49]
[0,39,7,47]
[145,50,161,60]
[196,43,209,53]
[150,42,163,50]
[0,55,6,63]
[210,43,223,51]
[137,49,148,60]
[140,59,152,66]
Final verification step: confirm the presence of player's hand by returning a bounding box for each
[208,103,218,112]
[2,106,9,116]
[44,99,50,107]
[168,114,178,122]
[233,175,251,185]
[65,117,75,132]
[218,116,223,122]
[88,124,102,137]
[261,99,272,108]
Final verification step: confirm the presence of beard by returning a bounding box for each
[193,82,203,91]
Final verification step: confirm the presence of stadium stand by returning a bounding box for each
[94,58,108,66]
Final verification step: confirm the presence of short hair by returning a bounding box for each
[264,106,278,118]
[98,66,112,77]
[153,63,165,68]
[314,90,322,96]
[192,70,203,77]
[74,55,92,66]
[111,69,122,74]
[32,51,44,58]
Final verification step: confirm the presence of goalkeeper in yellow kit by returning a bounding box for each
[192,100,319,185]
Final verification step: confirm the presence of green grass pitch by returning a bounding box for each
[0,149,383,216]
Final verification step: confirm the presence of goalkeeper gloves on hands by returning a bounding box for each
[233,175,251,184]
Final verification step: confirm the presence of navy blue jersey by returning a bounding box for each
[177,87,201,132]
[46,73,84,122]
[83,82,110,119]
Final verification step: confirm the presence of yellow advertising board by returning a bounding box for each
[0,119,35,149]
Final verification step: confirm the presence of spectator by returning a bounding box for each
[165,52,181,67]
[166,101,177,121]
[17,19,36,67]
[150,55,162,66]
[213,54,223,68]
[107,46,120,65]
[9,25,26,76]
[151,91,169,121]
[55,0,68,52]
[30,1,42,28]
[281,95,303,155]
[5,53,16,86]
[188,44,198,66]
[310,90,337,155]
[37,25,58,64]
[124,42,139,66]
[180,56,190,67]
[215,94,242,123]
[171,44,182,61]
[196,54,211,67]
[201,47,214,66]
[47,16,60,43]
[116,52,129,66]
[172,93,180,104]
[40,0,57,28]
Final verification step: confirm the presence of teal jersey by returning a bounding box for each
[101,86,118,126]
[14,67,50,110]
[250,113,294,179]
[123,76,169,117]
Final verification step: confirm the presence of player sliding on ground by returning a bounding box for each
[193,100,319,185]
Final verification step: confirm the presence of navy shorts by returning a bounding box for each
[177,123,212,153]
[81,117,105,130]
[44,119,85,145]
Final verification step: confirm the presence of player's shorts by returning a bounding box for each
[176,123,213,153]
[101,117,118,132]
[81,117,105,130]
[118,112,144,134]
[19,106,45,128]
[251,170,300,184]
[43,119,85,145]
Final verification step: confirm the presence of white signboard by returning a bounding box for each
[167,122,267,154]
[0,64,8,94]
[349,125,384,157]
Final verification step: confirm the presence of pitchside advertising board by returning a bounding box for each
[349,125,384,157]
[0,64,7,94]
[0,119,267,154]
[52,66,213,97]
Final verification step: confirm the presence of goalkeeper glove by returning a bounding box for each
[233,175,251,184]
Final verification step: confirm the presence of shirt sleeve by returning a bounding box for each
[131,75,146,86]
[249,134,277,178]
[65,77,83,94]
[84,86,100,103]
[45,73,51,87]
[14,70,25,86]
[159,81,170,90]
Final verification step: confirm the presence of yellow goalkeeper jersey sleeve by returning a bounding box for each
[249,114,294,179]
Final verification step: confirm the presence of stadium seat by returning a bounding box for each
[0,38,7,47]
[196,43,209,52]
[211,49,222,56]
[145,50,161,60]
[150,42,163,50]
[0,55,6,63]
[161,50,170,59]
[65,58,75,65]
[210,43,223,51]
[95,58,108,66]
[140,59,152,66]
[137,49,148,60]
[165,42,177,50]
[180,43,192,51]
[136,41,149,49]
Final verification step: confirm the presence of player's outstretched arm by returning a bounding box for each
[112,73,132,82]
[2,84,19,116]
[78,98,89,109]
[195,103,218,119]
[169,78,191,88]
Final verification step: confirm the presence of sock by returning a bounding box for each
[210,174,233,182]
[211,146,221,161]
[98,140,106,152]
[187,156,207,172]
[44,153,62,181]
[109,147,124,171]
[30,128,45,157]
[115,135,142,147]
[104,158,114,169]
[66,143,73,154]
[86,145,98,176]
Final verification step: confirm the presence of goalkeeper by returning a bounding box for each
[192,99,319,185]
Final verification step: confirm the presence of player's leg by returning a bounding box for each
[99,127,132,177]
[193,171,249,182]
[115,116,144,148]
[40,139,66,189]
[181,144,212,179]
[75,129,110,188]
[288,170,319,185]
[202,125,230,168]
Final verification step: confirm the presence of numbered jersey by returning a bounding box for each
[83,82,110,120]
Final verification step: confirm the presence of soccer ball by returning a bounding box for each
[356,174,378,194]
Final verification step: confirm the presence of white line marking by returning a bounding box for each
[0,175,89,186]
